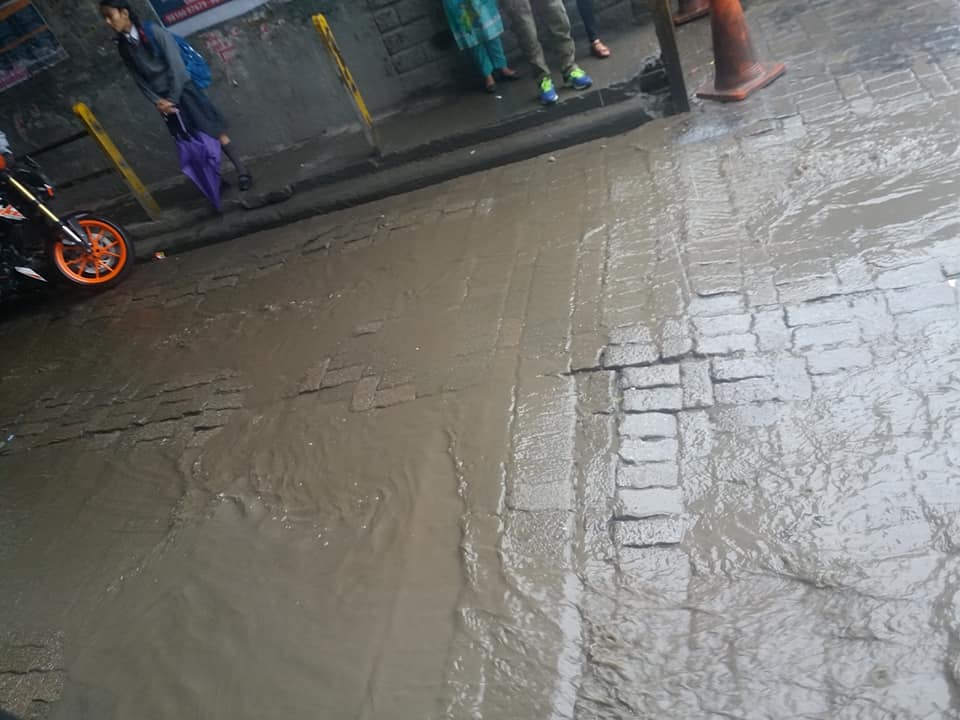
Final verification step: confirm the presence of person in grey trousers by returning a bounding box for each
[498,0,593,104]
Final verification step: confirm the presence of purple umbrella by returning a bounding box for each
[172,112,222,210]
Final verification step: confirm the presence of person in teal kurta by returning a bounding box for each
[442,0,519,93]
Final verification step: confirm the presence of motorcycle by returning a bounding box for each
[0,153,133,297]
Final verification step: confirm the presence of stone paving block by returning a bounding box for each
[163,370,237,400]
[191,411,232,431]
[570,331,602,370]
[807,347,873,375]
[619,438,678,464]
[617,461,679,489]
[773,356,813,401]
[659,318,693,359]
[322,365,364,388]
[299,358,331,394]
[696,333,757,355]
[508,480,573,512]
[351,376,381,412]
[919,72,954,97]
[792,321,861,348]
[835,257,875,293]
[785,297,852,326]
[691,274,743,298]
[836,73,867,99]
[205,393,245,411]
[580,371,616,415]
[615,487,683,520]
[713,378,781,405]
[39,423,86,446]
[620,364,680,389]
[886,283,955,314]
[620,412,676,439]
[608,324,654,346]
[12,421,48,437]
[215,378,254,395]
[613,516,685,548]
[864,69,916,92]
[849,294,895,341]
[374,383,416,409]
[89,431,122,450]
[188,427,224,448]
[58,411,91,429]
[688,293,744,317]
[623,387,683,413]
[870,82,928,103]
[602,342,659,369]
[87,413,137,434]
[159,386,204,405]
[776,275,842,305]
[681,359,714,409]
[715,402,785,430]
[875,260,944,289]
[753,310,790,351]
[692,313,752,337]
[678,409,713,460]
[712,355,773,381]
[134,421,179,443]
[151,399,204,423]
[895,306,959,339]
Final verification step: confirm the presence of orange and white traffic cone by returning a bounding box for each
[674,0,709,26]
[696,0,785,102]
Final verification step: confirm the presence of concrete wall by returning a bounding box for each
[0,0,648,189]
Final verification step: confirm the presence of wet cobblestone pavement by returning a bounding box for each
[2,0,960,717]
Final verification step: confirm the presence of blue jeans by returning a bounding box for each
[468,36,508,78]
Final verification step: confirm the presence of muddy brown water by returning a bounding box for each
[2,87,960,718]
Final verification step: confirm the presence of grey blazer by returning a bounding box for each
[119,24,190,105]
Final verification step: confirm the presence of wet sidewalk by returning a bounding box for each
[56,20,667,256]
[2,0,960,717]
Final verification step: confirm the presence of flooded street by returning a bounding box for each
[3,0,960,717]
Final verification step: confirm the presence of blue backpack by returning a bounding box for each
[144,21,212,90]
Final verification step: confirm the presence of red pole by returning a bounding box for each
[696,0,785,102]
[674,0,709,26]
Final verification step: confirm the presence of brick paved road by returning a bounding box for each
[2,0,959,717]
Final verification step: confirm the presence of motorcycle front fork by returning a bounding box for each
[4,175,90,251]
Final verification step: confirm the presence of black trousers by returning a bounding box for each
[577,0,598,42]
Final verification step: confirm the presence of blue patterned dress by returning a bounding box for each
[442,0,505,50]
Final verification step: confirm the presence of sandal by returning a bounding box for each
[591,39,611,59]
[238,173,253,192]
[498,67,520,81]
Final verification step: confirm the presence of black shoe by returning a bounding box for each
[238,174,253,192]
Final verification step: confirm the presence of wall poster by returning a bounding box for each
[0,0,67,93]
[148,0,269,36]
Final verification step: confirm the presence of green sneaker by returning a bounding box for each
[539,76,559,105]
[565,65,593,90]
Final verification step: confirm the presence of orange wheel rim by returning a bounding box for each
[53,219,127,285]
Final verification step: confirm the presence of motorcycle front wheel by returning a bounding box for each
[51,216,133,289]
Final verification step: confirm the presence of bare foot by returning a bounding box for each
[484,75,497,93]
[499,67,520,80]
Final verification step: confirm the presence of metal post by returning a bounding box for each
[649,0,690,113]
[311,14,380,154]
[72,102,161,220]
